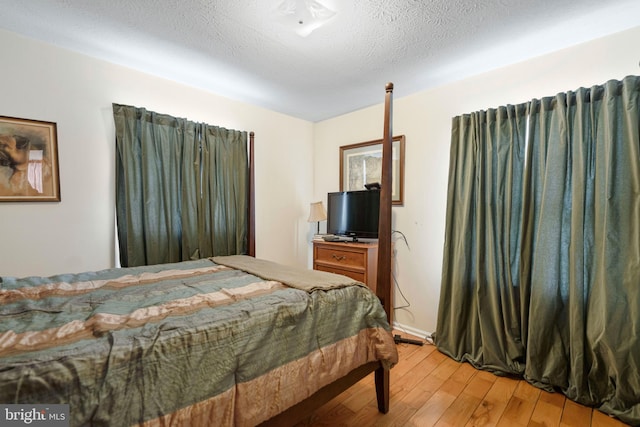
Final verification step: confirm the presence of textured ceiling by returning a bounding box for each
[0,0,638,121]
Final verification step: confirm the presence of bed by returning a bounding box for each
[0,83,398,426]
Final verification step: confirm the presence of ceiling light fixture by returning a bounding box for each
[274,0,336,37]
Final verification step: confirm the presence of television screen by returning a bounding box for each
[327,190,380,240]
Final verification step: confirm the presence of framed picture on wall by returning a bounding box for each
[0,116,61,202]
[340,135,405,205]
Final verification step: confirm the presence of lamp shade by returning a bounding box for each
[307,201,327,223]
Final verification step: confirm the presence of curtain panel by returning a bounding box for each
[437,104,529,375]
[113,104,249,267]
[436,76,640,424]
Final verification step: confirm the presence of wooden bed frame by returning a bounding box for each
[257,83,395,426]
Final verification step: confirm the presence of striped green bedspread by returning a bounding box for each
[0,256,397,426]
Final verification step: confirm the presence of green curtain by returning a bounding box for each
[523,77,640,422]
[437,104,529,374]
[113,104,248,267]
[198,125,248,257]
[436,76,640,424]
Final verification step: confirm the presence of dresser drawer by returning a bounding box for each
[314,246,366,270]
[314,264,365,283]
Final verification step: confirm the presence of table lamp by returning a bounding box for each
[307,201,327,237]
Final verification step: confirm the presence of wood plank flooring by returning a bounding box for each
[296,332,630,427]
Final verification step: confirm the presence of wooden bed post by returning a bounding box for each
[374,82,394,414]
[248,131,256,257]
[377,83,393,323]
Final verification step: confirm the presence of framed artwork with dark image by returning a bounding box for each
[0,116,60,202]
[340,135,405,205]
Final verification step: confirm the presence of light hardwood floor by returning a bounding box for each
[297,332,630,427]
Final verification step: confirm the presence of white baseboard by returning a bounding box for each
[392,321,433,341]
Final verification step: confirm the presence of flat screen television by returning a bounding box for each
[327,189,380,240]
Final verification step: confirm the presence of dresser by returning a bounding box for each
[313,240,379,293]
[313,240,393,322]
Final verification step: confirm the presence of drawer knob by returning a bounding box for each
[332,254,346,261]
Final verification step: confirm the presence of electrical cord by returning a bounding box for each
[392,229,409,250]
[389,229,434,346]
[391,229,411,311]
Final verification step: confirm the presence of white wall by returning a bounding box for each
[313,26,640,336]
[0,29,314,278]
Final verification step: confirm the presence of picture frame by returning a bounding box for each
[340,135,405,206]
[0,116,61,202]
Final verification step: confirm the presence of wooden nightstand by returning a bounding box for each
[313,240,393,323]
[313,240,379,293]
